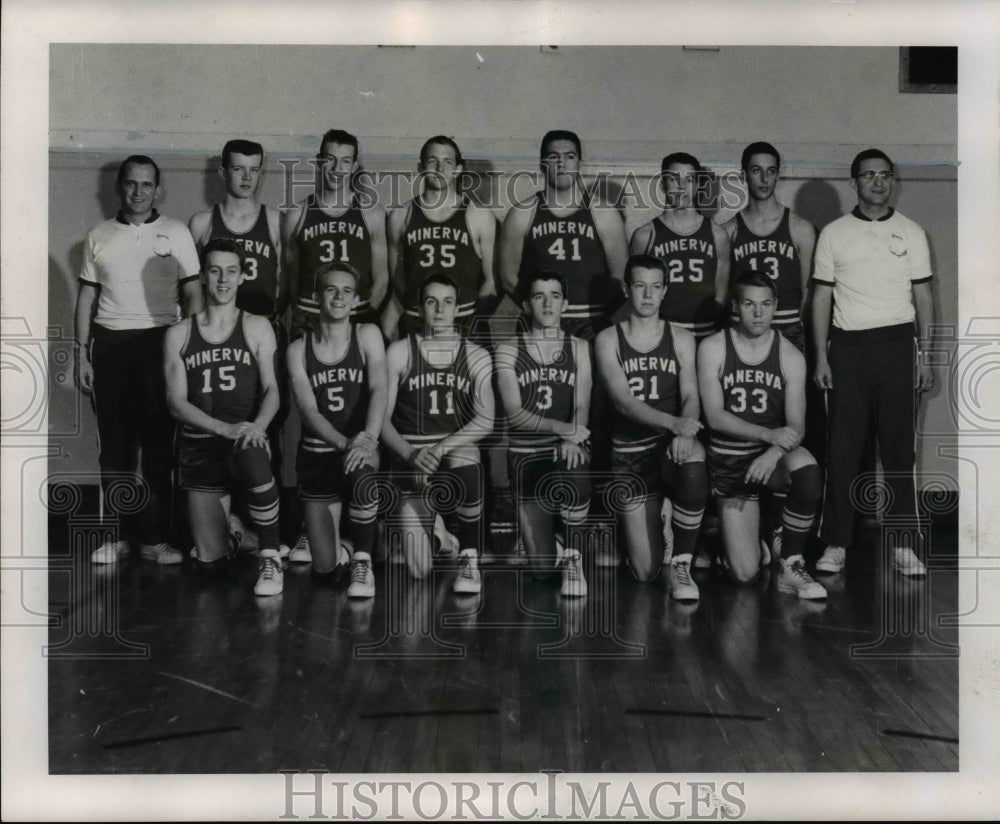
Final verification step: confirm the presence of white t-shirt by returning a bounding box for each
[79,213,200,330]
[812,209,932,331]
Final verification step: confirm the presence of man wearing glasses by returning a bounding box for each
[811,149,935,578]
[282,129,389,339]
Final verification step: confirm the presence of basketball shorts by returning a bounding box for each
[708,444,789,500]
[296,445,379,503]
[507,446,591,506]
[178,435,271,493]
[388,455,482,509]
[611,435,675,500]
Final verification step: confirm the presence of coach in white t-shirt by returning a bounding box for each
[811,148,935,578]
[75,155,203,565]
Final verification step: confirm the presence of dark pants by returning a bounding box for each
[819,323,917,547]
[91,325,175,545]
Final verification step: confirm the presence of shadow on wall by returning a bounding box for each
[793,178,843,232]
[200,155,225,210]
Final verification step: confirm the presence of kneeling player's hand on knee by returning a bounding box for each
[668,435,698,463]
[766,426,800,452]
[744,448,782,486]
[230,422,269,451]
[560,439,588,470]
[410,445,442,476]
[670,416,702,439]
[561,423,591,446]
[345,432,377,472]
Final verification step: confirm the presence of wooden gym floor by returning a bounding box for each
[48,515,958,774]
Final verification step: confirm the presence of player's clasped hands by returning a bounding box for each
[744,447,782,486]
[767,425,800,451]
[229,421,269,451]
[560,422,591,445]
[409,443,444,476]
[668,434,699,463]
[344,431,377,472]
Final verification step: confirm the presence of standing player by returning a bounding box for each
[499,130,628,339]
[381,273,495,593]
[812,149,934,577]
[188,139,285,320]
[163,239,285,596]
[75,155,202,565]
[282,129,389,337]
[287,262,387,598]
[595,255,708,599]
[386,135,498,341]
[630,152,731,342]
[189,139,288,550]
[698,271,826,598]
[722,142,816,352]
[495,271,592,596]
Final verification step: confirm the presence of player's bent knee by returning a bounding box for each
[788,463,823,505]
[782,446,817,473]
[233,444,275,488]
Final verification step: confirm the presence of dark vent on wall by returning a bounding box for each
[899,47,957,94]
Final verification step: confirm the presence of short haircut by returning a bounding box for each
[522,270,568,300]
[740,141,781,172]
[318,129,359,159]
[660,152,702,176]
[312,261,371,302]
[541,130,582,159]
[418,272,460,303]
[624,254,667,286]
[222,139,264,168]
[851,148,894,179]
[420,135,463,167]
[202,237,247,272]
[117,155,160,187]
[732,270,778,301]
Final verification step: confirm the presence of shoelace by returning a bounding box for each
[672,560,693,586]
[259,557,280,580]
[458,557,476,578]
[788,561,816,584]
[563,555,582,580]
[351,561,369,583]
[294,533,310,552]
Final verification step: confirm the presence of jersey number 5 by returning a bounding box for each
[201,365,235,393]
[326,386,345,413]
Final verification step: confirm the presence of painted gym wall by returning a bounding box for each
[47,45,958,491]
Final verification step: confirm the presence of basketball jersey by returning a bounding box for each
[392,335,476,447]
[642,214,720,339]
[210,205,280,318]
[508,333,577,451]
[293,193,374,317]
[400,199,483,322]
[181,311,260,437]
[709,329,785,458]
[301,325,370,453]
[517,194,614,325]
[730,207,804,330]
[612,322,681,451]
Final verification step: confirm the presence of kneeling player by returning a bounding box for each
[287,263,387,598]
[163,238,284,596]
[697,271,825,598]
[381,273,495,593]
[596,255,708,600]
[495,271,592,596]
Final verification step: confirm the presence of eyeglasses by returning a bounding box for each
[857,171,894,183]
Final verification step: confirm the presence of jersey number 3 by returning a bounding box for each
[729,387,768,414]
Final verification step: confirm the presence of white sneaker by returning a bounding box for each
[668,558,700,601]
[91,539,129,564]
[347,558,375,599]
[893,545,927,577]
[559,550,588,598]
[139,542,184,565]
[288,532,312,564]
[254,549,284,596]
[452,553,482,594]
[815,545,846,574]
[693,548,713,570]
[777,558,827,600]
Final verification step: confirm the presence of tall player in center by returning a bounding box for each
[386,135,498,341]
